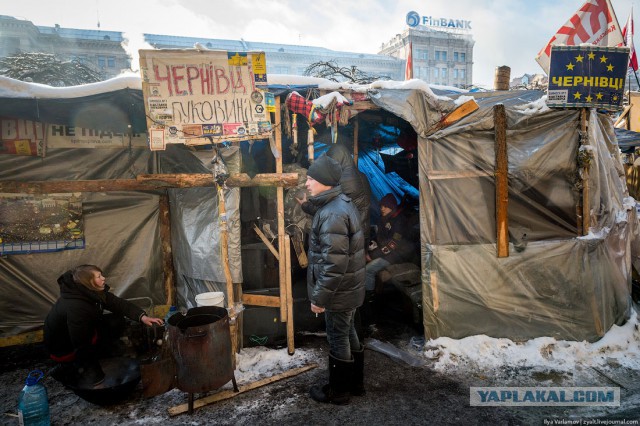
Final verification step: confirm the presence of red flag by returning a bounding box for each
[536,0,624,74]
[623,7,639,71]
[405,41,413,80]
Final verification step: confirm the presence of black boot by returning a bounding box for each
[309,354,353,405]
[351,345,365,396]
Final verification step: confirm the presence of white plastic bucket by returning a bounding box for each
[195,292,225,308]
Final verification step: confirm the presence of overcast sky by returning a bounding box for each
[2,0,638,88]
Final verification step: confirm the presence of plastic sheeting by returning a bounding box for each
[372,88,635,342]
[0,144,244,335]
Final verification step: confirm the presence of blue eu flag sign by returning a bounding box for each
[547,45,630,110]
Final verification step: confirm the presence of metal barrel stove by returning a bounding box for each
[168,306,238,413]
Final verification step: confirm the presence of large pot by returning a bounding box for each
[167,306,234,393]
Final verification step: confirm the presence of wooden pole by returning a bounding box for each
[159,193,175,305]
[0,173,299,194]
[285,234,295,355]
[494,104,509,258]
[216,184,238,366]
[353,117,359,166]
[275,96,287,322]
[307,128,315,163]
[581,108,590,234]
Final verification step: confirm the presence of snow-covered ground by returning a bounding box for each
[423,309,640,374]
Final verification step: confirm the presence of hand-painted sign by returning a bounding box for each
[139,49,272,148]
[547,45,629,110]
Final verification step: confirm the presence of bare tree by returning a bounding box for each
[0,52,104,86]
[304,60,390,84]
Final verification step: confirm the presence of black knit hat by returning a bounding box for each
[307,155,342,186]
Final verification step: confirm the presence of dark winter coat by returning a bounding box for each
[307,186,365,312]
[302,144,372,241]
[43,270,145,363]
[371,208,414,264]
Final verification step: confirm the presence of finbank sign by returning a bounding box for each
[406,11,472,31]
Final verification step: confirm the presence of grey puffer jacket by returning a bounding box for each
[307,186,365,312]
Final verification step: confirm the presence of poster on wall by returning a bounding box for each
[0,118,44,156]
[0,193,85,255]
[46,124,148,149]
[139,49,272,148]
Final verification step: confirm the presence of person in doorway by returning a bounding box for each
[44,264,163,388]
[296,143,372,243]
[365,194,414,293]
[305,154,366,405]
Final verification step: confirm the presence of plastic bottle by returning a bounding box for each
[17,370,50,426]
[164,305,178,325]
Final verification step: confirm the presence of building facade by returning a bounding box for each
[143,34,404,81]
[0,15,474,87]
[0,15,130,79]
[378,26,474,88]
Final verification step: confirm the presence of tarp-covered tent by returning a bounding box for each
[0,72,637,345]
[0,75,244,337]
[367,87,638,342]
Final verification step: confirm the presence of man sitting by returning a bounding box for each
[365,194,415,293]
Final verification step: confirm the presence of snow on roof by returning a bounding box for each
[0,72,466,102]
[0,72,142,99]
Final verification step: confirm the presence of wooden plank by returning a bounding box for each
[0,330,43,348]
[275,96,287,322]
[159,193,176,305]
[440,99,479,128]
[430,271,439,313]
[425,170,492,180]
[494,104,509,258]
[0,173,299,194]
[285,234,295,355]
[252,224,279,260]
[241,294,281,307]
[168,364,318,416]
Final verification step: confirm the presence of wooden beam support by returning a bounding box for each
[494,104,509,258]
[285,234,295,355]
[159,193,176,305]
[581,108,590,235]
[241,294,281,307]
[0,173,298,194]
[168,364,318,416]
[275,96,287,323]
[353,117,359,166]
[252,224,279,260]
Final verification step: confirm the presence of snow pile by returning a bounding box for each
[424,309,640,373]
[514,95,551,115]
[312,91,351,108]
[233,346,322,385]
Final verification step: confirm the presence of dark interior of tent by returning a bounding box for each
[218,94,425,342]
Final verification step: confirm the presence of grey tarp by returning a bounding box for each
[371,88,635,342]
[0,144,243,335]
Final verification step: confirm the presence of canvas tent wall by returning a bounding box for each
[368,88,637,342]
[0,75,246,338]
